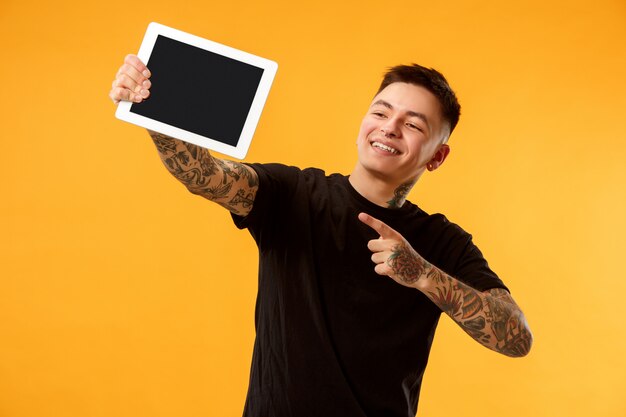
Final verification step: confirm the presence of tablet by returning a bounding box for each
[115,22,278,159]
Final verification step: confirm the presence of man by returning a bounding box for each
[110,54,532,416]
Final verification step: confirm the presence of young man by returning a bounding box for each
[110,55,532,416]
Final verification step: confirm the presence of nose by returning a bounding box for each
[380,117,400,138]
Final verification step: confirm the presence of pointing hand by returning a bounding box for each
[358,212,430,287]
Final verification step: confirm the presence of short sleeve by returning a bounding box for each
[231,163,302,233]
[453,236,509,293]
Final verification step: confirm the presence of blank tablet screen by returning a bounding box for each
[129,35,265,147]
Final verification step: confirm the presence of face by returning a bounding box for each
[355,82,451,184]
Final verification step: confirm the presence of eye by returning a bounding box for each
[372,111,386,118]
[406,122,423,132]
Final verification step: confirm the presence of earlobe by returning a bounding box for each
[428,144,451,171]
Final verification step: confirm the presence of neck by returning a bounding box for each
[349,165,419,209]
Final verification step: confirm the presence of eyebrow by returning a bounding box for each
[371,99,430,127]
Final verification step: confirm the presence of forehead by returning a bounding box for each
[372,83,442,116]
[373,82,445,125]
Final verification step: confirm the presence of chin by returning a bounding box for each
[360,162,402,183]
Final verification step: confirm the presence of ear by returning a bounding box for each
[427,144,450,171]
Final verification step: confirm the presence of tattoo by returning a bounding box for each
[485,294,508,341]
[501,314,533,357]
[387,243,425,284]
[426,266,447,284]
[215,159,240,183]
[229,189,255,208]
[483,289,533,356]
[184,141,200,159]
[147,131,258,215]
[461,287,483,319]
[230,161,259,188]
[153,134,177,154]
[428,285,463,316]
[386,180,415,209]
[202,181,233,200]
[421,268,532,357]
[461,316,491,343]
[199,154,219,177]
[163,150,215,190]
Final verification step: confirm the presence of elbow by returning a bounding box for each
[505,308,534,358]
[519,329,534,357]
[504,325,534,358]
[186,185,202,196]
[186,186,213,202]
[512,339,533,358]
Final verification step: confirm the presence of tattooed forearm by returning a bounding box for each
[419,265,533,357]
[153,134,178,154]
[147,131,258,215]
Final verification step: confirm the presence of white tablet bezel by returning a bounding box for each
[115,22,278,160]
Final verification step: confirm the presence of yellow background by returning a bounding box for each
[1,0,625,416]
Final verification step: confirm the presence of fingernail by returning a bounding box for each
[140,89,149,98]
[134,95,142,103]
[142,80,151,88]
[143,70,151,78]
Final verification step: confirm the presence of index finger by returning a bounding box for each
[123,54,151,78]
[357,212,398,239]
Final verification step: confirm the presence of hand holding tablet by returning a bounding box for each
[113,22,278,159]
[110,54,152,104]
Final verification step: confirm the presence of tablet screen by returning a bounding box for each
[129,35,265,147]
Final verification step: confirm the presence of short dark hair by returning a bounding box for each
[376,64,461,137]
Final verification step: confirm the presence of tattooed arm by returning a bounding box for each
[148,131,258,216]
[109,54,259,216]
[416,272,532,357]
[359,213,533,357]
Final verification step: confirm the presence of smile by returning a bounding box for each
[371,141,400,154]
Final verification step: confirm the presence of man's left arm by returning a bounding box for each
[359,213,533,357]
[416,271,532,357]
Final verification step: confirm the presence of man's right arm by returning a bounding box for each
[147,130,259,216]
[109,54,259,216]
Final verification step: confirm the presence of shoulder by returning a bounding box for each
[428,213,471,238]
[245,163,330,179]
[250,163,345,188]
[401,203,471,239]
[399,208,474,265]
[426,213,476,259]
[243,163,342,199]
[422,213,506,290]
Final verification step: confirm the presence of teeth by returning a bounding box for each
[372,142,399,154]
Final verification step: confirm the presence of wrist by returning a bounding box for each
[412,261,441,292]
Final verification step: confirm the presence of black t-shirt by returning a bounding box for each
[232,163,507,417]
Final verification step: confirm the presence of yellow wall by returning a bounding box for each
[1,0,625,416]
